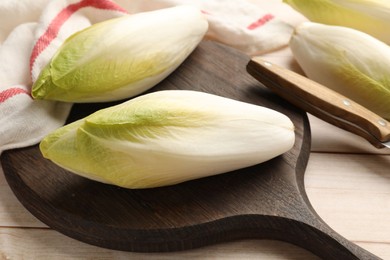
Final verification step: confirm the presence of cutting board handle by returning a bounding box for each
[274,208,382,259]
[247,166,382,259]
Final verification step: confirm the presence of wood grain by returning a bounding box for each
[0,228,321,259]
[0,41,380,259]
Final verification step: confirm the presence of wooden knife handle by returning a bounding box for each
[247,57,390,148]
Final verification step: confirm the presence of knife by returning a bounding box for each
[246,57,390,149]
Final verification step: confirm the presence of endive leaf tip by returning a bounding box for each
[32,67,54,100]
[39,135,52,159]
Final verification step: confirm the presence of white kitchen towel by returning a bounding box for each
[0,0,294,154]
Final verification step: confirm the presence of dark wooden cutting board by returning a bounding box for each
[0,41,379,259]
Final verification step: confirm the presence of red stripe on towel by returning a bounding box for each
[0,87,30,103]
[247,14,274,30]
[29,0,127,72]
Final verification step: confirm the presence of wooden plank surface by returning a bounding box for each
[0,227,319,259]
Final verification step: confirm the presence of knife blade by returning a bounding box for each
[246,57,390,149]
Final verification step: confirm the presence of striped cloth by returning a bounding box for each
[0,0,294,153]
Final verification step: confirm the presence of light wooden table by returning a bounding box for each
[1,1,389,259]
